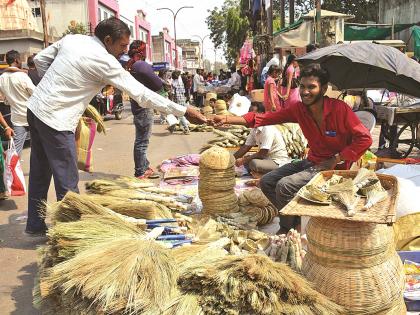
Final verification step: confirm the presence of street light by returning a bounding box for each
[157,6,194,70]
[192,34,209,69]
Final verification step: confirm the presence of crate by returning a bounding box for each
[398,251,420,312]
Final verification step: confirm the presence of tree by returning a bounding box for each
[63,20,88,36]
[206,0,249,66]
[322,0,378,23]
[272,0,314,22]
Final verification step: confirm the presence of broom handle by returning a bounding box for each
[146,219,178,224]
[157,234,191,241]
[170,239,193,247]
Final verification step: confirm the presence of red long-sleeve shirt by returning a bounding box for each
[242,97,372,169]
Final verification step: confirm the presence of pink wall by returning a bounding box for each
[134,10,152,62]
[88,0,119,29]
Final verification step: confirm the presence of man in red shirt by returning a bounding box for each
[211,64,372,232]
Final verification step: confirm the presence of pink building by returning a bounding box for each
[152,27,183,70]
[134,10,152,63]
[88,0,119,30]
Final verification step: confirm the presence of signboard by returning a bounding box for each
[152,62,170,71]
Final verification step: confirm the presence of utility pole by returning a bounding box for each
[192,34,209,69]
[157,6,194,70]
[40,0,49,47]
[280,0,285,29]
[289,0,295,24]
[267,0,273,36]
[315,0,322,45]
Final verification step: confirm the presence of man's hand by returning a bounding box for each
[235,157,245,167]
[4,127,15,140]
[185,106,207,124]
[207,115,225,127]
[316,155,339,171]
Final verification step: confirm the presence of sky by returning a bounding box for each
[118,0,226,62]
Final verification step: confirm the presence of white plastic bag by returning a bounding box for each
[4,139,26,196]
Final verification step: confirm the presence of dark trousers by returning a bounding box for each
[26,110,79,232]
[133,108,153,177]
[260,159,315,230]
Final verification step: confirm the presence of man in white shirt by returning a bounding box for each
[25,17,206,236]
[234,125,290,176]
[0,50,35,155]
[193,69,204,106]
[226,67,242,92]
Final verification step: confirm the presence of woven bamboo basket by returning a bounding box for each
[303,217,405,315]
[281,170,399,224]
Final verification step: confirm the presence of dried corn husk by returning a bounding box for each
[83,105,106,134]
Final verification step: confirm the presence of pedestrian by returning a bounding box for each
[193,69,204,106]
[0,50,35,156]
[260,56,280,86]
[27,55,41,86]
[280,54,301,107]
[181,72,192,103]
[211,64,372,232]
[226,66,241,93]
[25,17,206,236]
[172,70,190,135]
[263,64,282,112]
[125,40,162,179]
[158,69,173,125]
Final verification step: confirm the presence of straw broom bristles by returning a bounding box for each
[47,214,145,260]
[40,239,177,314]
[159,293,204,315]
[178,254,345,315]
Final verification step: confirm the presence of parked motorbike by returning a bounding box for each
[91,86,124,120]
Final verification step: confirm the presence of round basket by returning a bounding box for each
[306,217,394,268]
[302,252,405,314]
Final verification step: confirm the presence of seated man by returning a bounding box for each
[234,106,290,177]
[211,64,372,232]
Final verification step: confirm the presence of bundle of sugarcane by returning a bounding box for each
[275,123,307,159]
[200,126,251,151]
[83,105,106,134]
[199,147,239,216]
[178,254,345,315]
[172,123,214,132]
[38,239,178,314]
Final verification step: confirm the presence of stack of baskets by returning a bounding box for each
[199,147,239,216]
[302,217,406,314]
[214,100,230,116]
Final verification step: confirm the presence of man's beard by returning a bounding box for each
[302,91,323,107]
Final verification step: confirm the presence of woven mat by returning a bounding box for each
[281,171,398,224]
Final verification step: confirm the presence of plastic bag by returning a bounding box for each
[75,117,96,172]
[4,139,26,196]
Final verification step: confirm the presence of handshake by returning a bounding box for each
[184,106,229,127]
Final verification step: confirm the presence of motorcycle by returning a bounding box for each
[91,86,124,120]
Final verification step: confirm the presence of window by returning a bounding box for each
[98,8,101,21]
[32,7,41,17]
[104,11,108,20]
[129,25,134,35]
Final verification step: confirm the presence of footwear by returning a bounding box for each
[168,125,176,133]
[24,229,47,237]
[137,168,160,179]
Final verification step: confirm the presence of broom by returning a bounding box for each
[159,293,204,315]
[40,239,178,314]
[178,254,345,315]
[326,178,360,217]
[47,214,145,260]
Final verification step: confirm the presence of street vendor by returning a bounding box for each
[24,17,206,236]
[211,64,372,232]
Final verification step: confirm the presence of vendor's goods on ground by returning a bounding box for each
[275,124,307,159]
[172,123,214,133]
[199,147,239,215]
[201,126,250,151]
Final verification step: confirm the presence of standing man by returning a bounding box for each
[172,70,190,134]
[193,69,204,106]
[126,40,162,179]
[211,64,372,232]
[27,55,41,86]
[25,17,206,236]
[226,66,242,93]
[0,50,35,156]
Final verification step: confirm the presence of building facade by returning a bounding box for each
[152,28,183,70]
[177,39,201,73]
[134,10,152,63]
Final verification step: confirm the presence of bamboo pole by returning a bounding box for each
[40,0,49,48]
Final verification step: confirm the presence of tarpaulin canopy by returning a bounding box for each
[413,25,420,59]
[273,20,312,48]
[344,24,415,41]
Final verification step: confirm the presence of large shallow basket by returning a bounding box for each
[281,170,399,224]
[303,252,405,314]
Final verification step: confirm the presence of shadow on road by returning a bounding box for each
[0,199,18,211]
[11,262,40,315]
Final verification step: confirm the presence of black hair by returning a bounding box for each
[158,69,167,78]
[94,17,131,43]
[300,63,329,86]
[250,102,265,113]
[306,43,317,53]
[6,50,20,65]
[230,66,236,73]
[282,54,297,79]
[27,55,35,67]
[172,70,181,79]
[267,64,280,75]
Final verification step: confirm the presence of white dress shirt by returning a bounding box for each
[28,34,186,132]
[245,126,290,166]
[0,68,35,127]
[227,72,242,89]
[193,73,203,93]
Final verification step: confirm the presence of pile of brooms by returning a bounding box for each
[35,185,344,314]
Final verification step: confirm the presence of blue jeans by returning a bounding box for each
[13,125,30,156]
[133,108,153,177]
[26,110,79,233]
